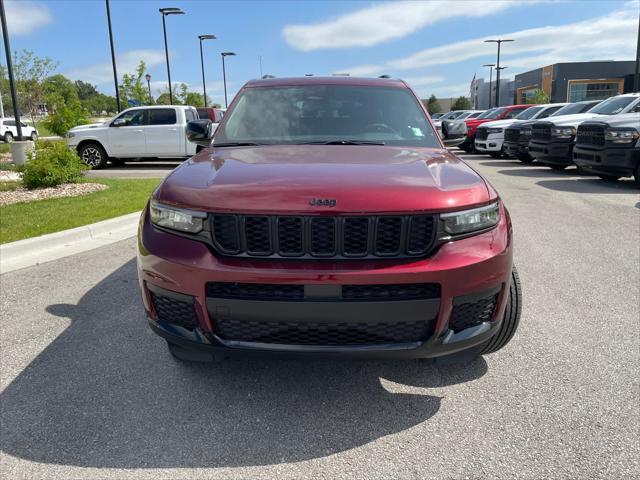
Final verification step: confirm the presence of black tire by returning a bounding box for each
[480,266,522,355]
[30,132,38,142]
[597,174,620,182]
[4,132,14,143]
[459,143,474,153]
[517,153,534,164]
[489,149,503,158]
[78,142,108,169]
[549,164,567,171]
[634,164,640,188]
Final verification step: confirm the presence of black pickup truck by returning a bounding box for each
[573,113,640,185]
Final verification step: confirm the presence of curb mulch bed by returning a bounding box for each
[0,183,108,206]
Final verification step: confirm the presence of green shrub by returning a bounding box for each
[21,141,88,189]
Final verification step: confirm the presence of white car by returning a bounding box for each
[474,103,569,157]
[66,105,200,168]
[0,118,38,143]
[434,110,483,138]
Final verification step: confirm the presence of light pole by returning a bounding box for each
[634,11,639,92]
[198,35,216,108]
[221,52,236,108]
[159,7,184,105]
[0,0,22,140]
[145,74,152,104]
[482,63,495,108]
[105,0,121,112]
[484,39,513,107]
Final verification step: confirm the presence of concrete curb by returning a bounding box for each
[0,211,141,274]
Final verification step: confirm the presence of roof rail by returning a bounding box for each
[261,74,275,79]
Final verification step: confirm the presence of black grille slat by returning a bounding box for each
[343,217,369,256]
[450,294,498,332]
[277,217,304,255]
[577,124,605,147]
[244,216,271,254]
[342,283,440,301]
[216,318,431,345]
[310,217,336,256]
[475,128,489,141]
[212,216,240,253]
[207,282,304,300]
[504,128,521,143]
[151,293,198,330]
[375,217,403,255]
[407,215,435,254]
[210,214,437,259]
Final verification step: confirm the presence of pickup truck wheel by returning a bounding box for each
[517,154,534,164]
[79,143,108,169]
[30,132,38,142]
[479,266,522,355]
[3,132,14,143]
[489,149,503,158]
[597,174,620,182]
[634,164,640,187]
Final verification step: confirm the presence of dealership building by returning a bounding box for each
[471,60,637,109]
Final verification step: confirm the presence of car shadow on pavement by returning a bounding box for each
[495,167,581,178]
[535,178,639,194]
[1,259,487,469]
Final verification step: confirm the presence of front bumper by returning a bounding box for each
[137,205,513,359]
[503,140,528,158]
[528,140,574,166]
[475,136,504,152]
[573,145,639,177]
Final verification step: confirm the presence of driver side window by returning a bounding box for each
[113,109,147,127]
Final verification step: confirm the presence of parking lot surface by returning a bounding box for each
[1,150,638,479]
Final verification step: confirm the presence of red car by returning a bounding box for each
[461,104,534,152]
[196,107,225,123]
[137,76,522,362]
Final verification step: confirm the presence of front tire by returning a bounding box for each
[30,132,38,142]
[550,164,567,171]
[634,163,640,188]
[518,153,534,164]
[4,132,14,143]
[480,266,522,355]
[597,174,620,182]
[78,142,108,169]
[489,148,503,159]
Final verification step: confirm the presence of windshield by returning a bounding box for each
[589,96,638,115]
[484,107,507,120]
[467,111,483,118]
[215,85,441,147]
[550,102,598,116]
[476,108,497,119]
[515,106,544,120]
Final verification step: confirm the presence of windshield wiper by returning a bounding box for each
[213,142,262,147]
[299,140,386,146]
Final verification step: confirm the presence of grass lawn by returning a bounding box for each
[0,178,161,244]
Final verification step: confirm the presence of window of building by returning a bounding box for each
[568,80,623,102]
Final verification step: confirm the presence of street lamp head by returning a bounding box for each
[221,52,236,57]
[199,34,216,40]
[496,66,508,70]
[482,63,495,67]
[145,73,151,81]
[484,39,514,43]
[159,7,184,15]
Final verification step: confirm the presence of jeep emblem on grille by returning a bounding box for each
[309,198,337,207]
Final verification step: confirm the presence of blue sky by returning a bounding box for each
[4,0,639,106]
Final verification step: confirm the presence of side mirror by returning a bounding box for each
[112,117,127,127]
[186,119,214,147]
[441,120,467,147]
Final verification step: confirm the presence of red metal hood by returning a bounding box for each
[156,145,492,214]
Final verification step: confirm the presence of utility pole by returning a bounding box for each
[105,0,121,112]
[485,39,513,107]
[0,0,22,140]
[634,11,640,92]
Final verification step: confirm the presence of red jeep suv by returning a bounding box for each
[137,76,521,362]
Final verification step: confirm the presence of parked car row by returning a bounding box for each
[457,94,640,185]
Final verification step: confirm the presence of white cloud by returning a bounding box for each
[65,50,166,85]
[344,2,637,76]
[5,1,52,35]
[401,75,446,88]
[282,0,534,51]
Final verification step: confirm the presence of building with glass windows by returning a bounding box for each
[513,61,636,104]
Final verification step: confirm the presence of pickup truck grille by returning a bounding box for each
[576,124,605,147]
[532,124,552,142]
[475,128,489,141]
[211,214,437,259]
[504,127,522,143]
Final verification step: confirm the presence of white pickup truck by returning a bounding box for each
[67,105,200,168]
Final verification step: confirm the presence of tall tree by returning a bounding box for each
[12,50,58,125]
[424,94,442,114]
[75,80,99,100]
[119,61,148,106]
[529,89,550,104]
[451,96,471,110]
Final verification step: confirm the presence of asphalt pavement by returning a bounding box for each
[1,149,638,479]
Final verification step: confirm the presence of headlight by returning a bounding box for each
[487,128,503,134]
[551,126,576,139]
[605,128,639,144]
[441,202,500,235]
[150,199,206,233]
[67,132,75,138]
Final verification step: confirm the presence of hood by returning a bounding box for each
[539,112,605,126]
[69,122,106,132]
[478,119,520,129]
[585,112,640,128]
[157,145,492,214]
